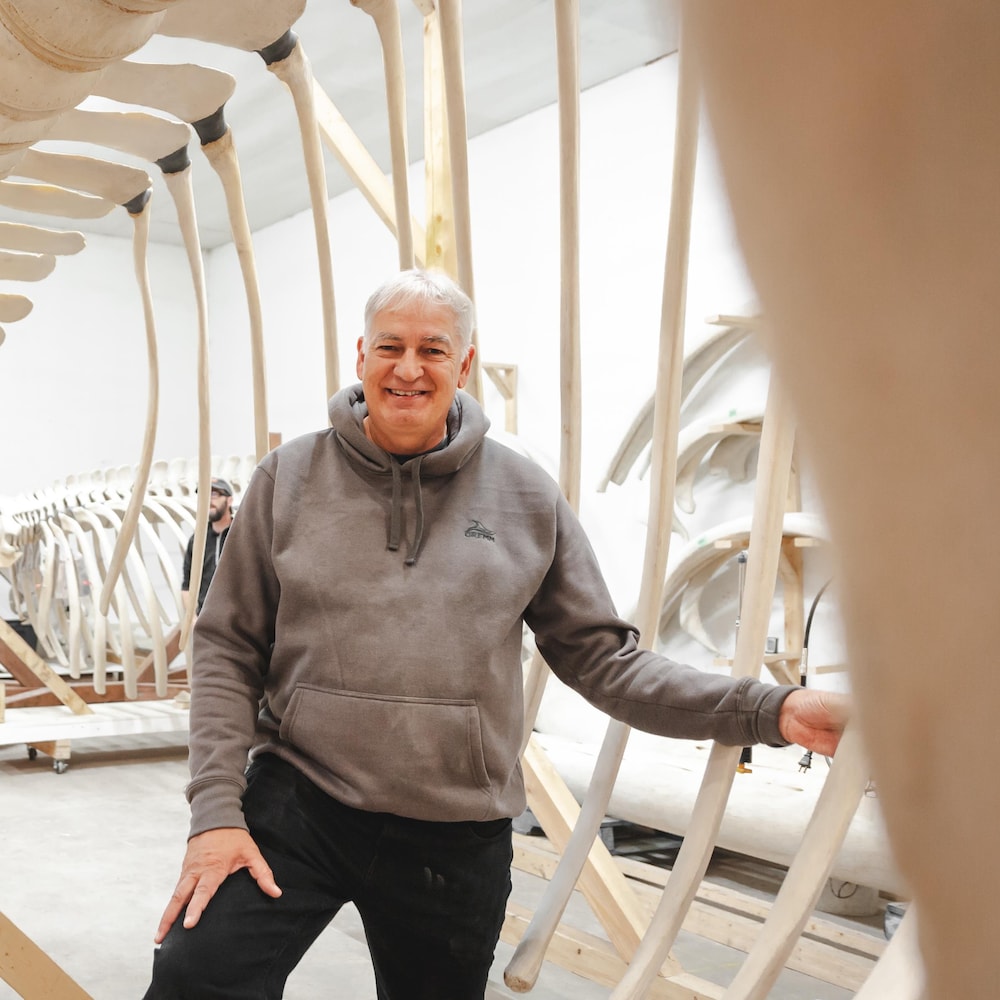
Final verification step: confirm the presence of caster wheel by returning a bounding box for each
[53,760,69,774]
[27,747,37,760]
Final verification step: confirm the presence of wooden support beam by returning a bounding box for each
[134,624,183,685]
[502,902,721,1000]
[520,737,678,973]
[311,79,426,262]
[3,680,187,710]
[482,362,518,433]
[422,4,457,275]
[0,621,93,716]
[512,836,883,993]
[0,911,93,999]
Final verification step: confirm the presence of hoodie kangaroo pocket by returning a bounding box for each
[281,686,493,817]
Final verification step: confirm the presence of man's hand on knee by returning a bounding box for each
[154,827,283,943]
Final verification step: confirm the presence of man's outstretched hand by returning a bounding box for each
[778,688,851,757]
[154,827,282,943]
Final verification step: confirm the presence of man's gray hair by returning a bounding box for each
[363,269,476,351]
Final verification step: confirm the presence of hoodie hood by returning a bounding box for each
[327,383,490,563]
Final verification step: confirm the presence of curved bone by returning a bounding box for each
[0,180,115,218]
[103,499,171,694]
[435,0,481,399]
[88,503,153,638]
[142,494,196,547]
[610,379,796,1000]
[49,108,191,163]
[674,415,762,514]
[676,556,729,655]
[34,520,66,665]
[708,430,760,483]
[137,500,187,616]
[16,508,48,657]
[676,544,806,661]
[520,0,584,738]
[505,35,699,992]
[600,321,754,490]
[263,35,340,399]
[42,513,86,678]
[98,201,161,622]
[853,907,924,999]
[14,148,152,206]
[351,0,415,268]
[199,126,270,461]
[39,515,80,677]
[0,221,85,254]
[0,249,55,281]
[161,164,211,653]
[657,513,826,642]
[63,507,128,694]
[165,457,194,496]
[156,0,306,50]
[149,8,332,405]
[55,507,107,677]
[142,7,339,407]
[555,0,581,513]
[719,724,868,1000]
[0,293,30,322]
[93,59,236,125]
[58,66,218,646]
[88,500,163,697]
[679,317,758,415]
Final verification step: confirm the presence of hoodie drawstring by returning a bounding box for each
[387,461,404,553]
[405,456,426,566]
[386,455,427,565]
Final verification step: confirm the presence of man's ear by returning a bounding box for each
[356,336,366,379]
[456,345,476,389]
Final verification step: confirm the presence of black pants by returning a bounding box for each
[144,755,513,999]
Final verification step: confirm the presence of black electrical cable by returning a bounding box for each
[801,577,832,683]
[798,578,832,773]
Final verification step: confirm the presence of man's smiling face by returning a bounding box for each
[356,303,474,455]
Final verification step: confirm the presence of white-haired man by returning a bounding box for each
[146,268,848,1000]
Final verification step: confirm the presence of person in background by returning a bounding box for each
[180,477,234,617]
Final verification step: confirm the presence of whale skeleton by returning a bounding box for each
[0,2,922,997]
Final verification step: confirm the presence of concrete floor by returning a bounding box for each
[0,729,875,999]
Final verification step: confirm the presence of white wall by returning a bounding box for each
[0,232,199,496]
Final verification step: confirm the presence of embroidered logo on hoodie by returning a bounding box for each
[465,520,496,543]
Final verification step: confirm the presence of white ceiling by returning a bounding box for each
[2,0,679,249]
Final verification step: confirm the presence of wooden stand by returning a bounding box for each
[0,620,187,772]
[507,833,885,996]
[0,912,93,1000]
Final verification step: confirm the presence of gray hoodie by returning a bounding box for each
[185,385,792,836]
